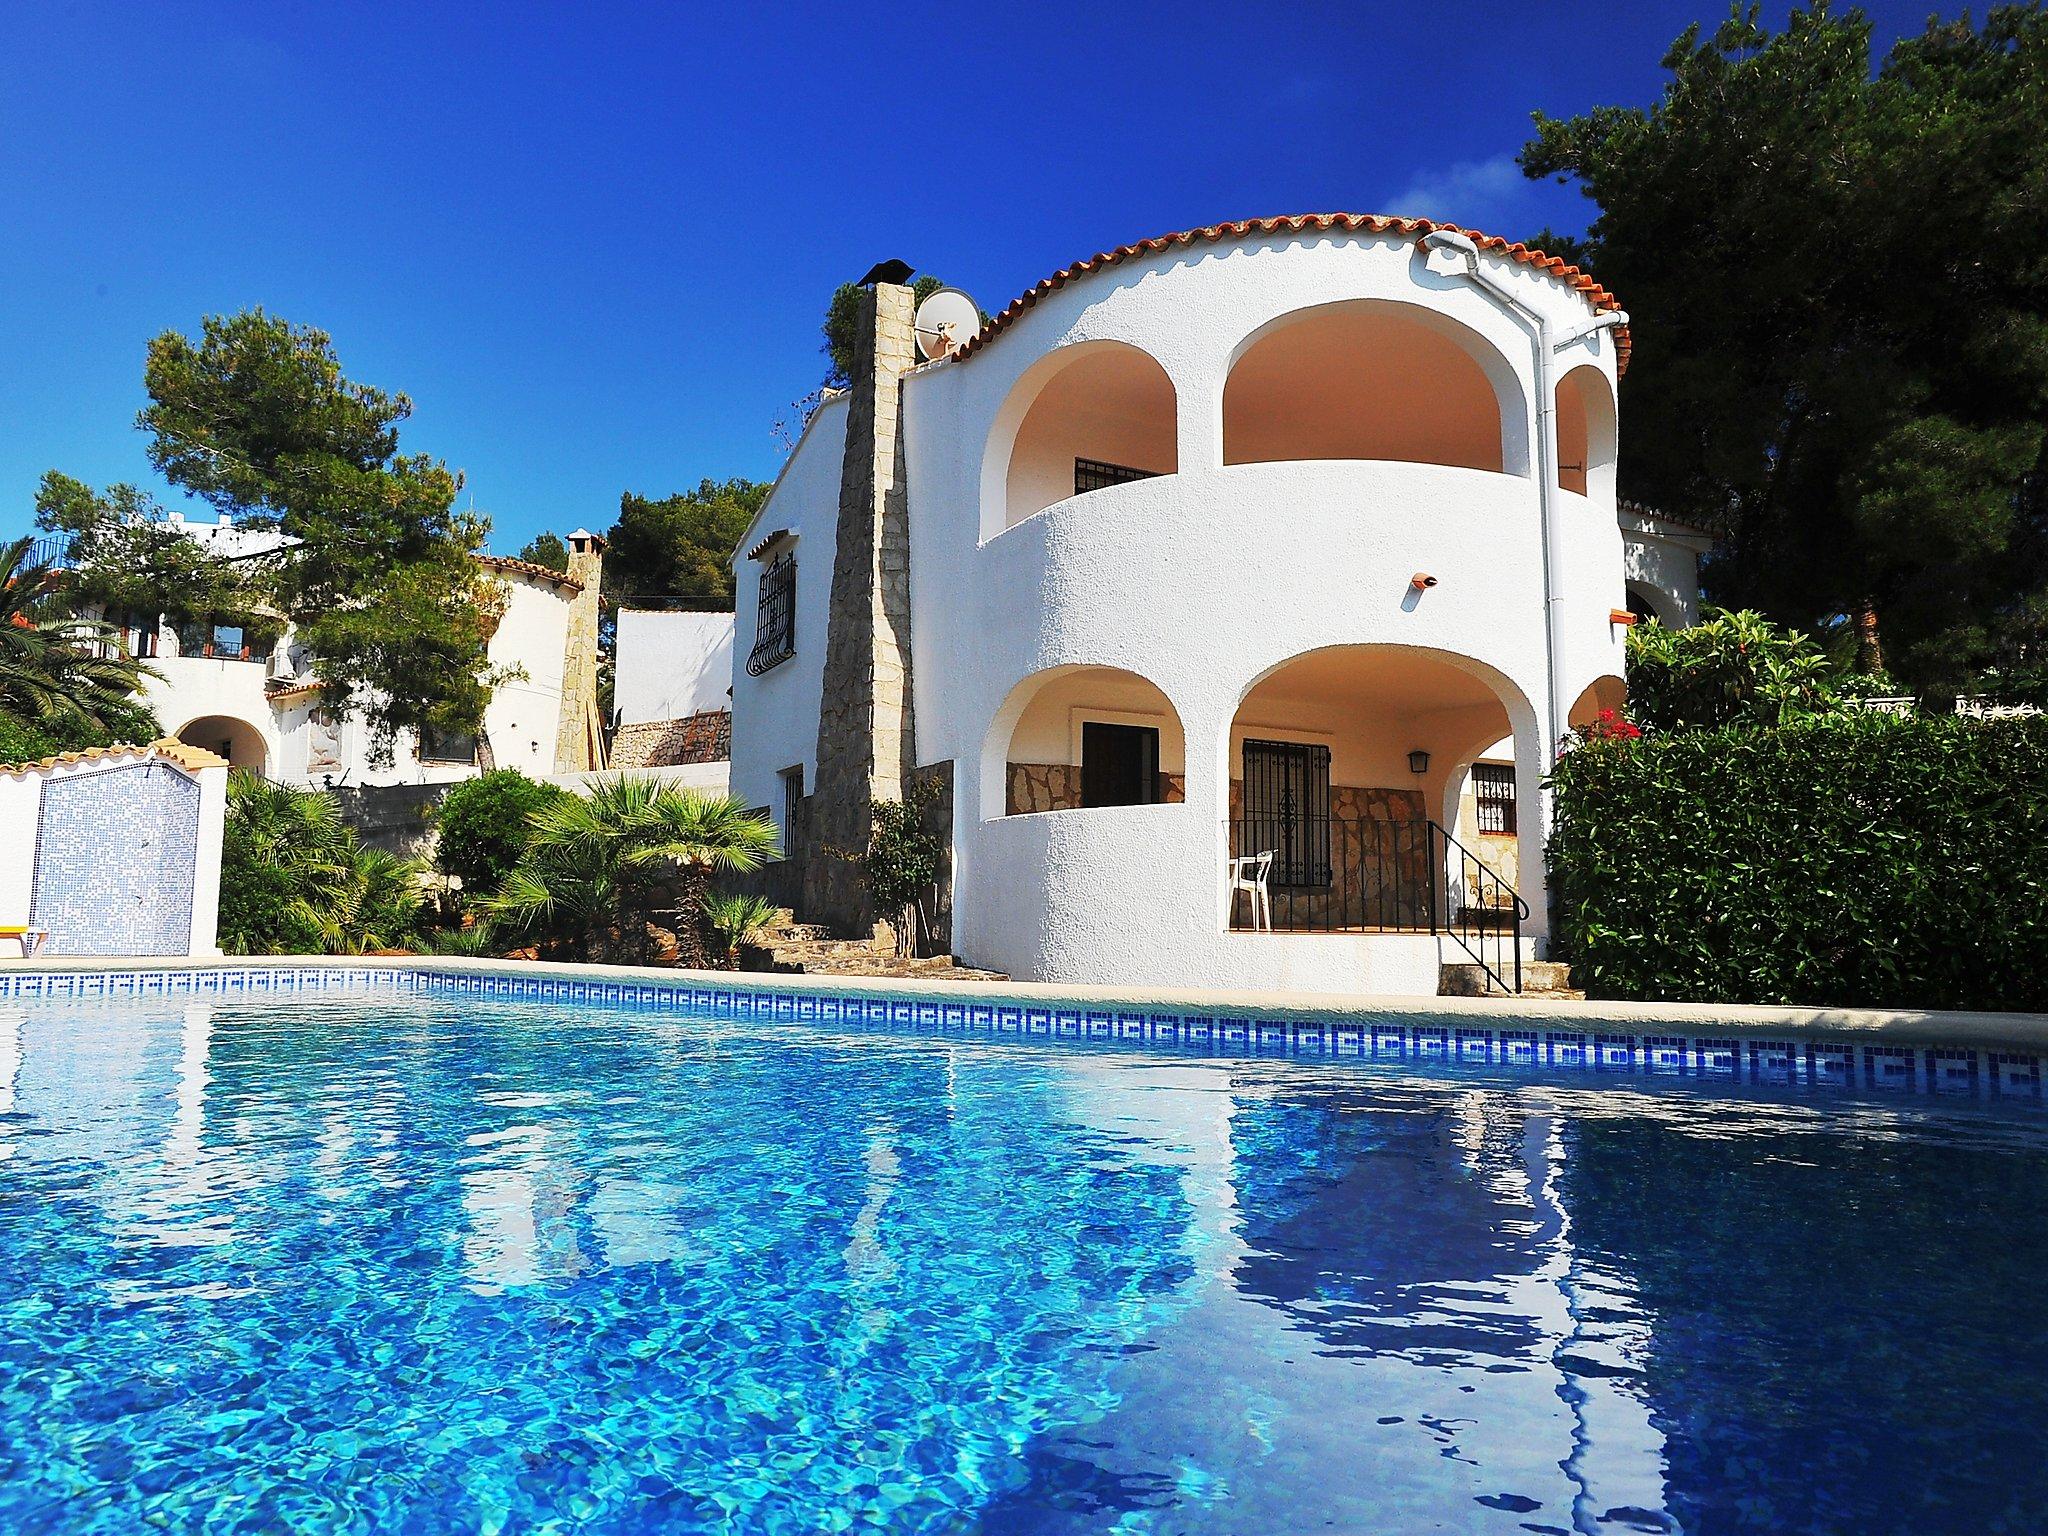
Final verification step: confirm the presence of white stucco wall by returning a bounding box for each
[0,769,40,927]
[1619,507,1709,628]
[615,608,735,725]
[735,228,1630,990]
[729,395,847,833]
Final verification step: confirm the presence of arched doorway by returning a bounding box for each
[1554,364,1617,500]
[1223,300,1529,474]
[1226,647,1535,932]
[1567,675,1629,731]
[175,715,268,774]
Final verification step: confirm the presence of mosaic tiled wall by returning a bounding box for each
[29,764,199,956]
[2,964,2040,1108]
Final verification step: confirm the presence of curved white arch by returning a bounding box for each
[1624,581,1675,626]
[1556,363,1618,502]
[1221,642,1547,926]
[1567,674,1629,731]
[979,662,1186,822]
[1221,298,1532,478]
[979,339,1179,540]
[173,713,271,774]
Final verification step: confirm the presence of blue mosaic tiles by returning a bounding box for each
[1,964,2040,1106]
[29,762,200,957]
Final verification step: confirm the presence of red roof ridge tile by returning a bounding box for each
[475,554,584,592]
[954,214,1630,374]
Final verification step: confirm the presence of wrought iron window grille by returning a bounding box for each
[746,553,796,676]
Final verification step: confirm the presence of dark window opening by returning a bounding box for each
[1473,762,1516,834]
[779,765,803,856]
[1080,722,1160,808]
[1074,458,1161,496]
[1241,739,1332,886]
[1625,587,1662,625]
[747,553,796,676]
[420,726,479,764]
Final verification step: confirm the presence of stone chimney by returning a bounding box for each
[805,280,918,932]
[553,528,607,772]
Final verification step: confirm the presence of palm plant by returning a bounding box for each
[633,789,782,968]
[0,535,162,738]
[702,892,780,968]
[422,921,502,957]
[480,777,778,967]
[220,771,423,955]
[297,845,426,955]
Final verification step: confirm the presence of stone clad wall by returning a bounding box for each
[1227,781,1430,929]
[552,535,607,772]
[1006,765,1187,815]
[805,282,919,934]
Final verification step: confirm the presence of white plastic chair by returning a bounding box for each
[1227,851,1275,931]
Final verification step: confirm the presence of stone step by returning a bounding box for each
[1439,960,1578,999]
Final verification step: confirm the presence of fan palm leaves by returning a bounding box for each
[220,771,424,954]
[0,535,161,736]
[294,845,425,956]
[703,892,780,966]
[480,777,779,966]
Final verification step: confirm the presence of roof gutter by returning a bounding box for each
[1420,228,1627,761]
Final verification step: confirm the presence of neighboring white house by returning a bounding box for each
[727,214,1706,996]
[88,515,608,787]
[615,601,734,723]
[608,600,734,788]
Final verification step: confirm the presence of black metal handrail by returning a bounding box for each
[1224,815,1526,993]
[1427,820,1527,996]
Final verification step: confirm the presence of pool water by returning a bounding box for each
[2,993,2045,1534]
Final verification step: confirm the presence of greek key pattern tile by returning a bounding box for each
[2,966,2039,1105]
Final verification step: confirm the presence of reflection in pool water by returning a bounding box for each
[0,995,2042,1533]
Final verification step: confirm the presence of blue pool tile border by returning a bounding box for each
[2,964,2041,1107]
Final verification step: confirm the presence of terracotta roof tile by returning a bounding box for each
[956,213,1631,375]
[476,554,584,592]
[0,737,228,778]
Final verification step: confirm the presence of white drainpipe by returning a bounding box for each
[1420,229,1626,758]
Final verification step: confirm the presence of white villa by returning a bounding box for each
[729,215,1703,995]
[609,599,734,779]
[89,515,609,787]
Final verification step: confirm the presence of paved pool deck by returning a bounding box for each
[7,953,2046,1051]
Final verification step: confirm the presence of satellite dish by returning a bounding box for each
[913,287,980,360]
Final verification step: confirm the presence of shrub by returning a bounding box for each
[703,892,779,966]
[860,788,943,957]
[0,698,164,764]
[0,714,59,764]
[220,772,423,955]
[1626,609,1843,732]
[1548,712,2048,1009]
[433,770,564,895]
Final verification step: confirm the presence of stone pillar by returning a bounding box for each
[553,530,608,772]
[805,281,919,933]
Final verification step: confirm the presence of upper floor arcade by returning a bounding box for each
[902,215,1626,544]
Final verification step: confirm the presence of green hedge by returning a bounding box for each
[1549,712,2048,1010]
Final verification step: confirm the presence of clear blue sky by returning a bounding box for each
[1,1,1939,554]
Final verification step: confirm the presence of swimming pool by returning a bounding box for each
[2,978,2044,1533]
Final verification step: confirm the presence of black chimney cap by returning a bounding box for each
[856,259,915,287]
